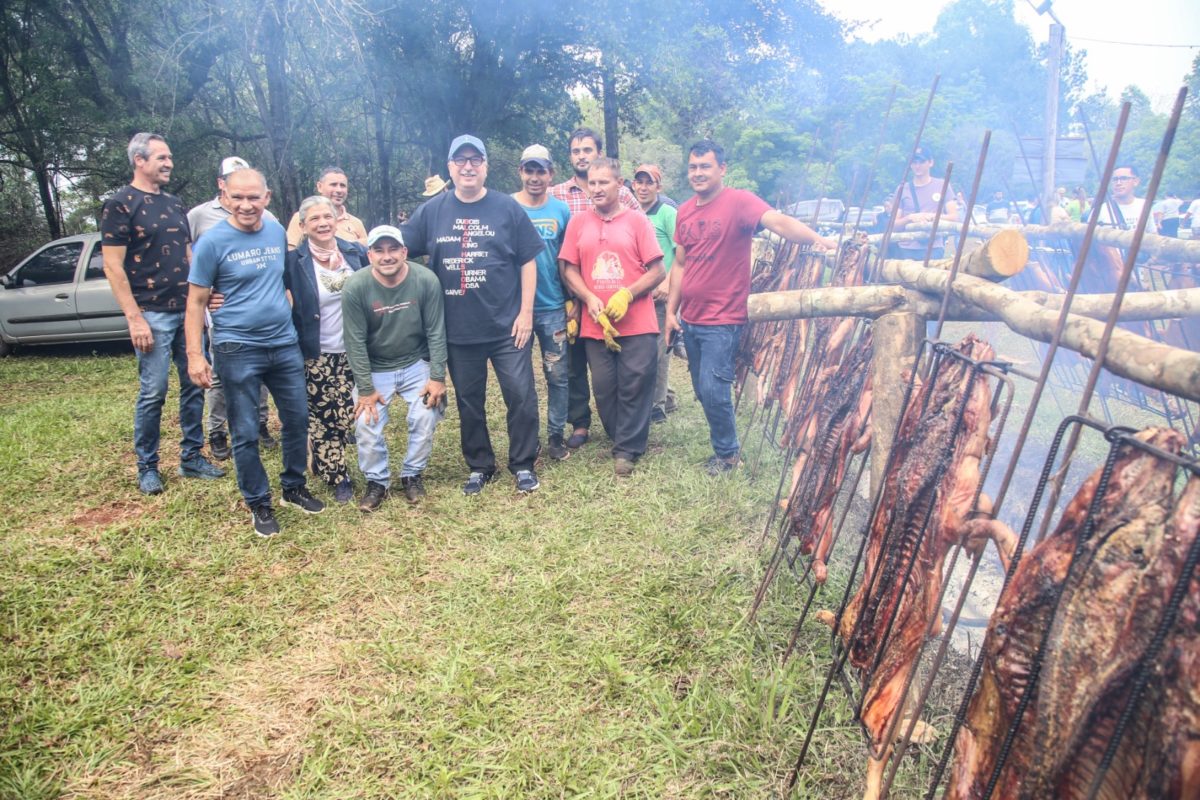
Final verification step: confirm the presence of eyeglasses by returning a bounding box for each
[1112,175,1135,182]
[451,156,485,167]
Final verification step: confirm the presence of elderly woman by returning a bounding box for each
[284,195,367,503]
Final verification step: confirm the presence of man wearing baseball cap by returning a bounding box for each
[885,145,958,259]
[187,155,279,460]
[632,163,679,423]
[401,134,546,495]
[513,144,573,461]
[342,225,447,511]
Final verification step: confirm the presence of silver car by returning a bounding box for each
[0,233,128,356]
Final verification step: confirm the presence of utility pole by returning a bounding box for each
[1041,20,1065,217]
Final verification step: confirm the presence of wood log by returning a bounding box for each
[887,222,1200,263]
[880,260,1200,401]
[879,229,1029,281]
[871,312,924,492]
[748,285,1200,324]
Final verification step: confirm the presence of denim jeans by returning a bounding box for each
[653,300,676,413]
[567,337,592,431]
[213,341,309,508]
[682,321,743,459]
[447,337,539,474]
[134,310,205,472]
[354,359,443,487]
[533,309,569,441]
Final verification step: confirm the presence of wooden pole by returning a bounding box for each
[883,221,1200,262]
[870,312,925,492]
[883,228,1029,281]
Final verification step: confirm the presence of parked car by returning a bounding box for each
[0,233,128,356]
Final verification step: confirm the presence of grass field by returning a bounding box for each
[0,345,898,799]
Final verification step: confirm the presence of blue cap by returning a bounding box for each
[448,135,487,161]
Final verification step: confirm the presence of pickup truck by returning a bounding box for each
[0,233,128,356]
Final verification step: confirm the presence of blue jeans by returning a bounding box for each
[354,360,443,487]
[533,309,569,441]
[682,322,743,459]
[213,341,309,508]
[134,310,204,472]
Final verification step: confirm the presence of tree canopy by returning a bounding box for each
[0,0,1193,269]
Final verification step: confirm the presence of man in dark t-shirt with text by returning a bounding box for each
[402,135,546,495]
[665,139,836,475]
[101,132,224,495]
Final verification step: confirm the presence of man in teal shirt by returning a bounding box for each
[513,145,573,460]
[633,163,678,423]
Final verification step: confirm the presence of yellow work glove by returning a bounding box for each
[604,288,633,322]
[597,312,622,352]
[564,299,579,344]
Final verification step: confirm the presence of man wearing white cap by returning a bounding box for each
[342,225,447,512]
[187,155,279,459]
[513,144,573,461]
[401,134,546,495]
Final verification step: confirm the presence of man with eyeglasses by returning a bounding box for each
[885,146,958,259]
[402,135,546,495]
[1100,164,1153,231]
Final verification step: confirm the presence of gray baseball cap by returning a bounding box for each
[448,134,487,160]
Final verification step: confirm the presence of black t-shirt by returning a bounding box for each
[402,190,545,345]
[100,185,192,311]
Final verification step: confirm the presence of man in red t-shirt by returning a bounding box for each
[561,158,665,477]
[665,139,836,475]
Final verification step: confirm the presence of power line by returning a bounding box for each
[1070,35,1200,49]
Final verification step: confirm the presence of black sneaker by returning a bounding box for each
[401,474,426,504]
[358,480,389,513]
[209,432,231,460]
[565,429,590,449]
[515,469,540,493]
[280,485,325,514]
[251,503,280,538]
[703,454,741,476]
[462,470,495,496]
[547,435,570,461]
[259,422,278,450]
[178,455,226,479]
[650,406,668,424]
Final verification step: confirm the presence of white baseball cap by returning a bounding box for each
[366,225,406,248]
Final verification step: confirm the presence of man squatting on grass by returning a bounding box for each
[561,158,665,477]
[185,168,326,537]
[101,132,225,496]
[664,140,837,476]
[341,225,448,513]
[401,134,547,496]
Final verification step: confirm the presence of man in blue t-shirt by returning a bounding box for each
[513,144,573,461]
[185,168,325,537]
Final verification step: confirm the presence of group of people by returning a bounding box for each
[100,127,834,537]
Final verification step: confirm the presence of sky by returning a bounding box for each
[821,0,1200,112]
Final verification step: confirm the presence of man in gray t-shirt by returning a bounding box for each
[886,146,959,258]
[188,156,279,459]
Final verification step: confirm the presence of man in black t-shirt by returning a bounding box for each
[402,135,546,495]
[101,132,225,495]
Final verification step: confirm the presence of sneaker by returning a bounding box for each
[178,455,226,480]
[251,503,280,537]
[462,470,495,496]
[401,474,426,504]
[209,432,231,460]
[703,454,741,476]
[547,435,571,461]
[137,469,164,495]
[650,406,668,424]
[280,485,325,514]
[332,478,354,504]
[566,429,590,449]
[515,469,540,493]
[259,422,278,450]
[358,480,389,512]
[614,457,636,477]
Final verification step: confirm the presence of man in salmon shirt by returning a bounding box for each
[560,158,665,478]
[664,139,836,476]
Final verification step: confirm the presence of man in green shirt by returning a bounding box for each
[342,225,448,511]
[633,164,678,423]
